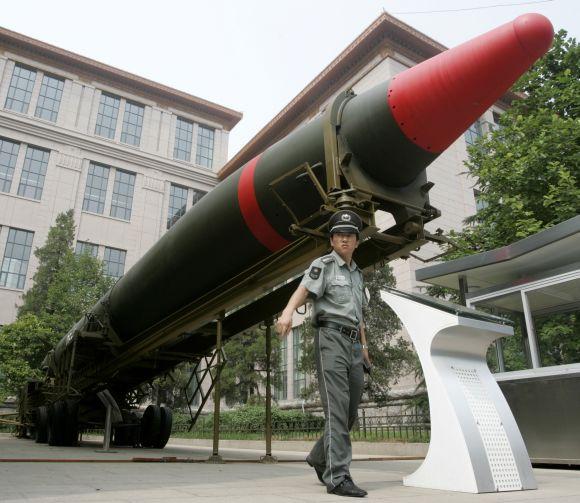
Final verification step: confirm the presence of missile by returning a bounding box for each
[42,14,554,396]
[29,14,554,450]
[106,14,553,342]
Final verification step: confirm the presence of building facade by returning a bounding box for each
[0,27,241,326]
[217,13,509,404]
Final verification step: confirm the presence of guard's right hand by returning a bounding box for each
[275,313,292,336]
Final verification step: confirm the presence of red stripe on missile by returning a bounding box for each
[388,13,554,153]
[238,155,290,252]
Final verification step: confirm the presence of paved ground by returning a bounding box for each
[1,435,579,502]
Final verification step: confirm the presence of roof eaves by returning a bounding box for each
[0,26,243,129]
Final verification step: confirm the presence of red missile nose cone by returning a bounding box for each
[513,13,555,59]
[388,13,554,153]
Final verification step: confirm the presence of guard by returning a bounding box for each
[276,210,370,497]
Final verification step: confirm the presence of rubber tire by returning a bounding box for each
[140,405,161,448]
[34,406,49,443]
[153,407,173,448]
[63,399,79,447]
[112,425,126,446]
[48,401,66,446]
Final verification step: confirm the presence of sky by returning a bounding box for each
[2,0,578,160]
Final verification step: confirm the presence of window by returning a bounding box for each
[110,169,136,221]
[293,328,306,398]
[174,117,193,161]
[196,125,214,168]
[192,188,206,206]
[35,74,64,122]
[0,138,20,193]
[0,228,34,289]
[75,241,98,257]
[121,101,144,146]
[473,189,489,213]
[83,162,110,214]
[103,247,126,278]
[5,64,36,113]
[17,146,50,200]
[464,120,483,146]
[275,335,288,401]
[95,92,120,139]
[167,184,188,229]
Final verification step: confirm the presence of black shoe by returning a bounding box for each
[327,477,367,497]
[306,457,325,484]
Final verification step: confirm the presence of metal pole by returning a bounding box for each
[208,313,224,463]
[66,334,78,394]
[458,275,468,306]
[521,291,541,368]
[261,318,277,463]
[495,338,506,372]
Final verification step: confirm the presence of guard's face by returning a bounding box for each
[330,232,358,258]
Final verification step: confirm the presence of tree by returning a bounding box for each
[41,251,113,336]
[0,210,113,398]
[218,326,281,407]
[18,209,76,317]
[0,314,57,400]
[152,362,197,410]
[298,263,416,405]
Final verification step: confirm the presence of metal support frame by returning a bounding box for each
[467,268,580,372]
[207,313,225,464]
[521,291,541,369]
[185,349,227,430]
[261,318,277,463]
[95,390,122,453]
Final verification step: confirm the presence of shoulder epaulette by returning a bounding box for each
[321,255,334,264]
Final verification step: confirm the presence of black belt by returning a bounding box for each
[318,321,360,342]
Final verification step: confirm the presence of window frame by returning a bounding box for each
[109,169,136,221]
[95,92,121,140]
[34,73,65,122]
[4,63,37,114]
[103,246,126,279]
[17,145,50,200]
[0,227,34,290]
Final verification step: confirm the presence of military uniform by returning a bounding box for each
[301,249,366,491]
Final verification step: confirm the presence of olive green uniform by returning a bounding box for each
[300,250,365,490]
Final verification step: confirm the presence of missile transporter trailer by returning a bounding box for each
[16,14,554,449]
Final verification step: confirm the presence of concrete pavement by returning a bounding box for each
[1,434,579,502]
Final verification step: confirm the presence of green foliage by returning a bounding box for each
[173,404,324,432]
[362,264,414,404]
[42,252,114,335]
[537,312,580,366]
[0,210,113,398]
[18,209,76,316]
[219,327,281,407]
[0,314,58,400]
[153,362,196,410]
[298,263,415,405]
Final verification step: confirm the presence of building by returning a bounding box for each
[217,13,513,404]
[0,27,242,326]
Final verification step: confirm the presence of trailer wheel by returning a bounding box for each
[63,399,79,446]
[48,401,66,446]
[153,407,173,448]
[112,425,126,446]
[34,406,49,443]
[140,405,161,448]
